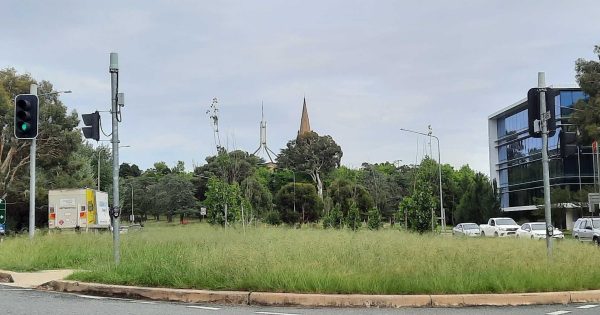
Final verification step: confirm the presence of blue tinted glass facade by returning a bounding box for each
[493,88,590,209]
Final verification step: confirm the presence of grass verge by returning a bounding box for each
[0,223,598,294]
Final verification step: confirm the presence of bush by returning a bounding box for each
[346,203,361,231]
[264,210,282,225]
[367,208,382,230]
[323,205,344,229]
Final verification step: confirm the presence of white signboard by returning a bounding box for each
[200,207,207,216]
[588,193,600,212]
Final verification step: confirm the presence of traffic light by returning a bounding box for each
[82,111,100,141]
[560,129,578,157]
[14,94,39,139]
[527,88,556,138]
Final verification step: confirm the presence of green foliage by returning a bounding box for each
[277,131,343,198]
[345,202,361,231]
[241,175,273,219]
[323,205,344,229]
[275,182,323,224]
[327,178,374,219]
[455,172,500,224]
[367,207,382,230]
[572,45,600,143]
[204,177,243,226]
[359,162,407,221]
[399,174,437,234]
[263,210,282,225]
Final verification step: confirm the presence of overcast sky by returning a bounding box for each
[3,0,600,174]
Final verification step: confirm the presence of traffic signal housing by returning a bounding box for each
[82,111,100,141]
[527,88,556,138]
[14,94,39,139]
[560,129,578,157]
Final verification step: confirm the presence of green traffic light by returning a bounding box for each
[21,123,28,131]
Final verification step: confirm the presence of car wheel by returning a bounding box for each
[481,231,485,237]
[494,232,499,237]
[595,237,600,247]
[531,235,535,240]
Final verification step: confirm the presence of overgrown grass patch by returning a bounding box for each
[0,223,598,294]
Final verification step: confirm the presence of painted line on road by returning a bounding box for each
[546,311,571,315]
[76,294,106,300]
[577,305,598,309]
[0,288,33,291]
[137,301,157,305]
[187,306,221,310]
[255,312,301,315]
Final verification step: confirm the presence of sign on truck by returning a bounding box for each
[48,189,110,230]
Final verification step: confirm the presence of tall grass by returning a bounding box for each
[0,223,598,294]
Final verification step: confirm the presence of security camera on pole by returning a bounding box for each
[527,72,555,258]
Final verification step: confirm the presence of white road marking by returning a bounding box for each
[577,305,598,309]
[187,305,221,310]
[137,301,157,304]
[546,311,571,315]
[255,312,301,315]
[0,288,33,291]
[76,294,105,299]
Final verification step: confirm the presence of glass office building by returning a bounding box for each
[488,86,589,229]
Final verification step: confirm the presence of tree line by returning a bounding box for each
[0,68,504,234]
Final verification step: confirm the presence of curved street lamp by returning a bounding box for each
[400,128,445,232]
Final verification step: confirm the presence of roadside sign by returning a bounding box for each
[0,198,5,224]
[589,193,600,212]
[200,207,207,216]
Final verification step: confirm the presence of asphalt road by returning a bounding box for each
[0,285,598,315]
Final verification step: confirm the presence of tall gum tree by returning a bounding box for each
[277,131,342,199]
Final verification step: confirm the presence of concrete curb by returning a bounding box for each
[0,271,14,283]
[38,280,600,308]
[38,281,249,305]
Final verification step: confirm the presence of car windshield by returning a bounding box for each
[463,224,479,230]
[530,223,545,231]
[496,218,517,225]
[593,219,600,229]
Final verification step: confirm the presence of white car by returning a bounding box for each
[452,223,481,237]
[516,222,564,240]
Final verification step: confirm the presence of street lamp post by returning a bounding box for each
[400,128,446,232]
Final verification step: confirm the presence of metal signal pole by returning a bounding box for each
[538,72,553,257]
[110,53,121,264]
[29,83,37,239]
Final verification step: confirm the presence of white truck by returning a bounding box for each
[480,217,520,237]
[48,189,110,230]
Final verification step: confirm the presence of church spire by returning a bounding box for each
[298,97,311,136]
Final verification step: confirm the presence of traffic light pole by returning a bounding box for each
[29,83,37,240]
[539,72,553,258]
[110,53,120,265]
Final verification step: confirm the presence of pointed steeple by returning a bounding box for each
[298,97,311,136]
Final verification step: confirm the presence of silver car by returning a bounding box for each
[516,222,564,240]
[573,218,600,245]
[452,223,481,237]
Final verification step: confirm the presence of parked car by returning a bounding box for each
[480,217,520,237]
[516,222,564,240]
[573,218,600,244]
[452,223,481,237]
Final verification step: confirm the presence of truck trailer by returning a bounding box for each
[48,189,110,230]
